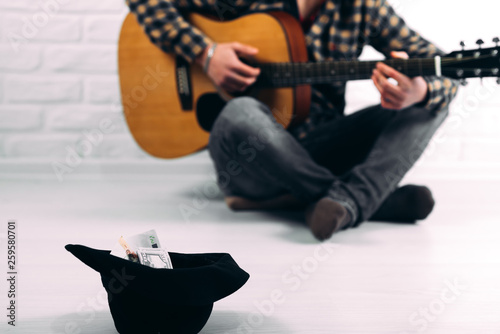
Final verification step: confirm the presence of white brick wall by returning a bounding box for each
[0,0,143,167]
[0,105,43,130]
[5,76,82,102]
[0,45,41,71]
[0,0,499,179]
[3,14,82,42]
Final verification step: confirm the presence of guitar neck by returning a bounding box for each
[257,57,440,87]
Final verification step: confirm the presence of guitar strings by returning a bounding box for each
[255,55,497,86]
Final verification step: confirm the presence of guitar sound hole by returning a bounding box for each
[196,94,227,132]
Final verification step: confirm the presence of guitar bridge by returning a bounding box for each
[176,57,193,111]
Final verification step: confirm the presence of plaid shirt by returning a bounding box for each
[126,0,458,138]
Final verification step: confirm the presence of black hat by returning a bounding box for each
[65,244,250,334]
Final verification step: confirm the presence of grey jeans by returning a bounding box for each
[208,97,448,226]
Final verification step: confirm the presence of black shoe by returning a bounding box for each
[369,185,435,223]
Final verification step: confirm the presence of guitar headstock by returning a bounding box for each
[443,38,500,84]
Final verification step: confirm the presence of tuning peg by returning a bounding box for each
[476,39,484,48]
[460,41,465,50]
[460,79,468,86]
[494,37,500,46]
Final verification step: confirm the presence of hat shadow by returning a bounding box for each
[49,309,289,334]
[201,309,291,333]
[50,311,116,334]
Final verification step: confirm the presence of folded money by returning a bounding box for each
[111,230,172,268]
[118,236,139,262]
[137,247,173,269]
[126,229,161,249]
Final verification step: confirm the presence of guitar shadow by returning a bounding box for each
[175,181,320,244]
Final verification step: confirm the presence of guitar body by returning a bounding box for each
[118,11,310,159]
[119,9,500,159]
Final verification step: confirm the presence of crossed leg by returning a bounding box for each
[208,97,448,239]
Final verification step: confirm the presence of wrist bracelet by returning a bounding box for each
[203,43,217,73]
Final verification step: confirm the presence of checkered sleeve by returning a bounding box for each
[125,0,216,63]
[368,0,459,112]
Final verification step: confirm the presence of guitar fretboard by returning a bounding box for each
[257,58,439,87]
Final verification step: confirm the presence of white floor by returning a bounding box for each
[1,169,500,334]
[1,1,499,332]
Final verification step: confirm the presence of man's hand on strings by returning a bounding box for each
[196,42,261,93]
[371,51,429,110]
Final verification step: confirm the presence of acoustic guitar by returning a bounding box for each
[118,11,500,159]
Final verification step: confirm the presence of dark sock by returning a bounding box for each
[306,198,352,241]
[369,185,435,223]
